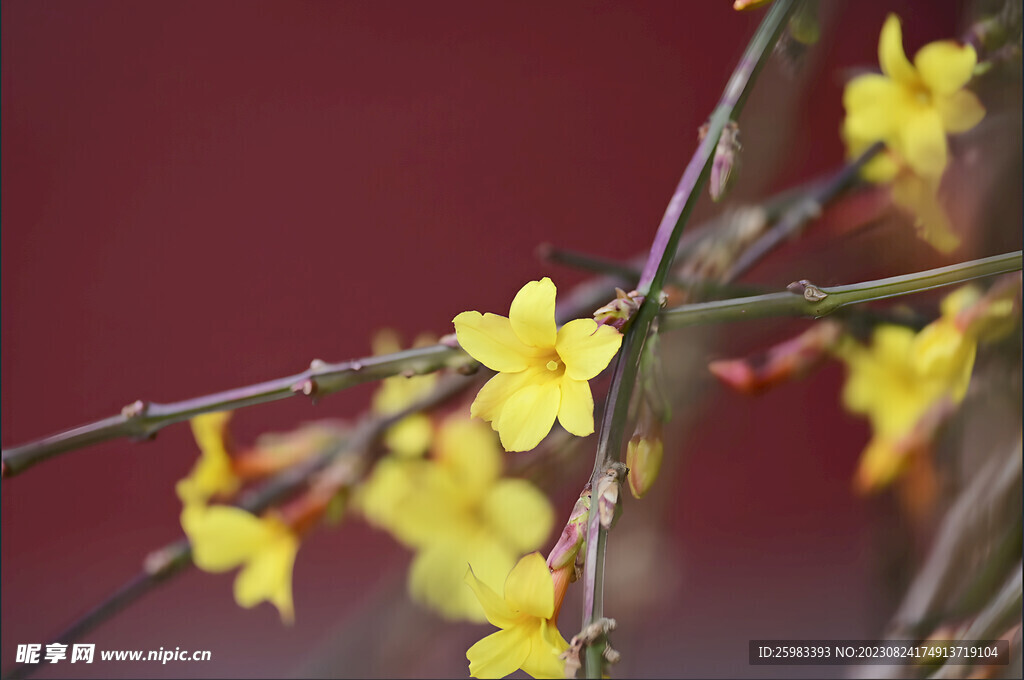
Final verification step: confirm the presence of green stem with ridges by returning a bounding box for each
[580,2,797,677]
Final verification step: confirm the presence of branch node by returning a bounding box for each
[291,379,319,402]
[309,358,327,371]
[143,545,177,576]
[120,400,148,419]
[439,332,460,349]
[456,362,479,376]
[787,279,828,302]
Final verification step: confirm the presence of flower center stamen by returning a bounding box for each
[546,360,560,372]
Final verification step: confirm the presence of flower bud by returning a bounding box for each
[733,0,772,10]
[709,121,741,202]
[626,434,663,499]
[708,320,842,395]
[593,288,644,331]
[596,463,626,530]
[546,489,591,572]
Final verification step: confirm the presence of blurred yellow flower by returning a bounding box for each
[837,288,981,491]
[357,416,553,621]
[176,412,240,506]
[842,14,985,252]
[453,277,622,452]
[843,13,984,181]
[181,504,299,624]
[371,329,438,458]
[465,552,569,679]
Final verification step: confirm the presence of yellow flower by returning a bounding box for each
[842,14,985,252]
[843,13,984,182]
[465,552,569,679]
[371,329,438,458]
[358,416,553,621]
[453,278,623,452]
[181,504,299,624]
[176,412,240,505]
[837,289,978,491]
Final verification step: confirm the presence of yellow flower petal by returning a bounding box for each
[466,565,520,629]
[914,40,977,96]
[911,321,976,401]
[556,376,594,437]
[935,89,985,133]
[859,150,900,183]
[191,411,232,457]
[878,14,919,87]
[890,171,960,253]
[410,539,512,622]
[898,108,948,179]
[454,311,536,372]
[495,381,560,452]
[383,413,433,459]
[467,625,532,679]
[436,416,502,494]
[855,436,906,492]
[233,519,298,624]
[177,412,239,505]
[471,371,523,426]
[555,319,622,381]
[842,74,910,142]
[521,619,570,679]
[940,286,981,319]
[503,552,554,620]
[508,278,558,349]
[181,505,272,572]
[481,480,554,553]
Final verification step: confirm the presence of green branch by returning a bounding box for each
[0,376,466,680]
[1,344,469,478]
[580,2,797,677]
[659,251,1023,330]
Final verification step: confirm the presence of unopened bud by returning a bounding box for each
[596,464,626,530]
[708,320,842,395]
[547,489,591,572]
[626,434,664,499]
[594,288,644,331]
[788,1,820,45]
[703,121,741,202]
[733,0,773,10]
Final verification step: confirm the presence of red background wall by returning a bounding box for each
[3,2,968,677]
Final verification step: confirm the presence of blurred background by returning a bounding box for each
[3,1,1020,678]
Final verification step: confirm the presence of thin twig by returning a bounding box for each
[724,141,885,281]
[0,375,470,680]
[539,245,766,298]
[658,251,1023,330]
[580,2,797,676]
[2,344,469,478]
